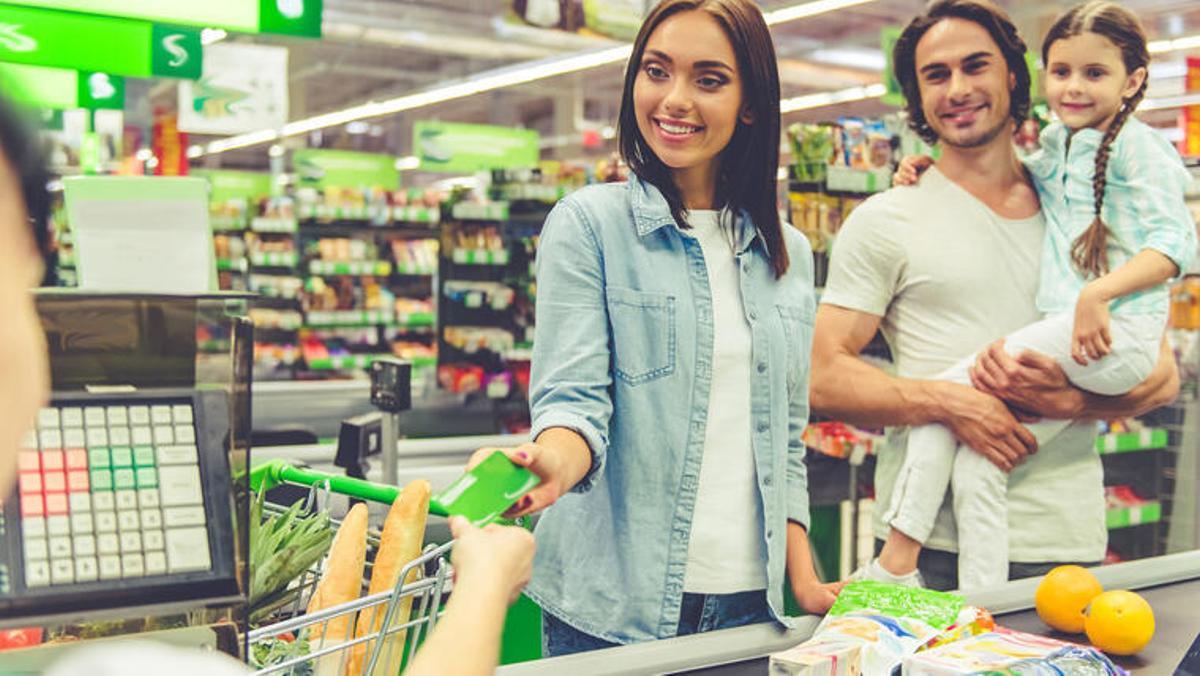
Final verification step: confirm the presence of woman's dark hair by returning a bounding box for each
[0,96,52,271]
[893,0,1031,145]
[618,0,788,278]
[1043,1,1149,279]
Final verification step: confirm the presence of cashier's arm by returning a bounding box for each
[810,304,1037,471]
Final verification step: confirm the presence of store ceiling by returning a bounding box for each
[173,0,1200,172]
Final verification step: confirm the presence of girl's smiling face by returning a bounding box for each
[1045,31,1146,132]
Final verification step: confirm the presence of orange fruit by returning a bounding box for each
[1084,590,1155,655]
[1034,565,1103,633]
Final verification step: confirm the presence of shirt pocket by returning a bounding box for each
[606,287,676,386]
[776,299,815,392]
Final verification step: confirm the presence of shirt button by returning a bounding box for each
[763,475,773,487]
[757,422,768,433]
[766,530,774,540]
[748,309,757,321]
[757,362,767,373]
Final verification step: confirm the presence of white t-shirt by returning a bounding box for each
[682,209,768,593]
[821,167,1107,563]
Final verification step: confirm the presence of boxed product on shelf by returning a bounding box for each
[250,308,304,330]
[438,363,485,394]
[444,281,515,311]
[443,326,515,354]
[1171,277,1200,330]
[249,274,303,299]
[803,421,881,460]
[391,239,439,272]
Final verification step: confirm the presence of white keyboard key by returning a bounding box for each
[138,489,160,509]
[49,536,72,558]
[106,407,128,426]
[108,427,131,446]
[129,406,150,425]
[145,551,167,575]
[76,556,99,582]
[141,509,163,530]
[71,512,94,534]
[143,529,165,551]
[122,553,145,578]
[171,405,193,424]
[84,407,106,427]
[51,559,74,585]
[86,428,109,448]
[38,408,60,429]
[116,490,139,510]
[60,408,83,428]
[118,511,140,532]
[163,506,206,528]
[25,560,50,587]
[20,429,37,449]
[151,406,172,425]
[157,445,198,466]
[69,493,91,513]
[131,427,152,446]
[92,492,115,511]
[95,511,117,533]
[63,429,86,448]
[47,516,70,537]
[120,532,142,553]
[174,425,196,444]
[153,426,174,445]
[159,465,203,507]
[39,429,62,449]
[22,517,46,538]
[24,538,48,561]
[166,527,211,573]
[74,535,96,557]
[97,533,120,555]
[99,555,121,580]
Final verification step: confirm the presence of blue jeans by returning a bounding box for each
[541,590,771,657]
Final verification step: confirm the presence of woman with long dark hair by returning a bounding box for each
[469,0,838,656]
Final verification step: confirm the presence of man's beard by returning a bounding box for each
[937,112,1011,150]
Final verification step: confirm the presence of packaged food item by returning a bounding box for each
[903,629,1125,675]
[770,639,861,675]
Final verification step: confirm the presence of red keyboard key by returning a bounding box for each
[21,494,44,518]
[44,493,68,515]
[65,450,88,471]
[43,472,66,493]
[67,471,89,492]
[18,451,39,472]
[41,450,64,472]
[18,472,41,495]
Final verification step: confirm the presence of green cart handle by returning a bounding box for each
[249,459,451,516]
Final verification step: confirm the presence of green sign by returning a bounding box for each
[415,121,539,173]
[292,149,399,189]
[3,0,321,37]
[193,169,272,202]
[0,62,123,109]
[881,27,903,107]
[0,4,201,79]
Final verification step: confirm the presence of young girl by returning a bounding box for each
[869,0,1196,590]
[466,0,839,656]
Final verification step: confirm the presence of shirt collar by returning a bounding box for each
[627,173,767,256]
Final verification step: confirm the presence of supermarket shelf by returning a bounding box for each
[393,263,436,276]
[308,260,393,276]
[251,217,299,233]
[211,217,247,232]
[1096,428,1169,455]
[451,202,510,221]
[298,205,375,221]
[451,249,510,265]
[305,309,397,328]
[1106,501,1162,529]
[393,206,440,224]
[216,258,248,273]
[305,353,437,370]
[250,252,299,268]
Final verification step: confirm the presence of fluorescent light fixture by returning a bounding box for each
[807,47,887,72]
[395,155,420,171]
[201,28,228,46]
[781,83,887,113]
[192,0,882,158]
[1148,33,1200,54]
[1140,91,1200,111]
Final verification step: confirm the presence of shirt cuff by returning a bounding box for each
[530,409,607,494]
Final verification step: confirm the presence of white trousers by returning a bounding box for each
[883,310,1164,590]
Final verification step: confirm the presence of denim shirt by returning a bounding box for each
[524,175,816,644]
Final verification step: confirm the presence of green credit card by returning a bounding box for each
[430,451,540,526]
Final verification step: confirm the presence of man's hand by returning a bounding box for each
[969,339,1086,420]
[932,381,1037,472]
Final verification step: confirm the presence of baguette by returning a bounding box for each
[307,502,369,676]
[348,479,432,676]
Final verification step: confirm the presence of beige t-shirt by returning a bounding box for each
[821,166,1107,563]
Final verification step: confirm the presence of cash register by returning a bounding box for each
[0,292,248,625]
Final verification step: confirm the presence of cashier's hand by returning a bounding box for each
[969,339,1085,421]
[933,381,1037,472]
[449,516,535,605]
[466,440,576,519]
[792,579,846,616]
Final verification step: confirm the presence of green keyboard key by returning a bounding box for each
[91,469,113,491]
[133,447,155,467]
[88,448,110,469]
[113,468,136,490]
[136,467,158,488]
[110,447,133,468]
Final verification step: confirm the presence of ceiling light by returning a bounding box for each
[201,28,228,46]
[395,155,420,171]
[807,47,887,72]
[1148,33,1200,54]
[781,83,887,113]
[191,0,883,158]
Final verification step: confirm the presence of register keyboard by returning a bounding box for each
[0,391,239,621]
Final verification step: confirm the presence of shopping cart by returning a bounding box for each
[246,461,457,676]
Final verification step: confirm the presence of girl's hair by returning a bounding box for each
[0,96,52,276]
[1042,1,1149,279]
[618,0,788,278]
[893,0,1031,145]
